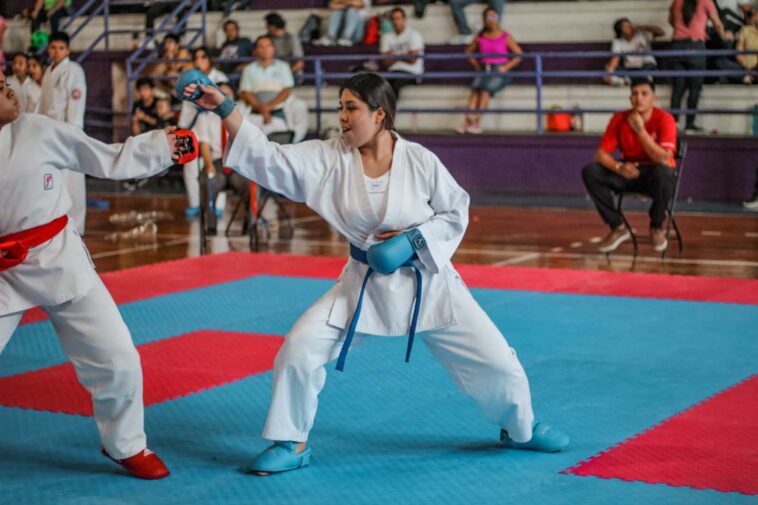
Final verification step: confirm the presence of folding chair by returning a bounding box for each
[223,130,297,251]
[616,137,687,259]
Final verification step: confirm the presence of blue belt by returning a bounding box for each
[336,244,423,371]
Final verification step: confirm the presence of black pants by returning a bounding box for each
[145,2,186,34]
[32,7,68,34]
[386,71,419,99]
[199,160,251,231]
[582,162,676,230]
[669,40,706,127]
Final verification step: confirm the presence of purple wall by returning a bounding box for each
[406,133,758,202]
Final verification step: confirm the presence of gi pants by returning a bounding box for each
[0,279,147,460]
[262,276,535,443]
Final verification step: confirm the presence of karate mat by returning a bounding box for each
[1,252,756,505]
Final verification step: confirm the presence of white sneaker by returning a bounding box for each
[337,38,353,47]
[315,36,334,46]
[467,124,483,134]
[455,123,468,134]
[743,198,758,211]
[448,34,474,45]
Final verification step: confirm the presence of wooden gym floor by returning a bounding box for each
[83,193,758,279]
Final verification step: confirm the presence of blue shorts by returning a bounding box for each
[472,73,512,97]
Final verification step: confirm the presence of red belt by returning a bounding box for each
[0,215,69,272]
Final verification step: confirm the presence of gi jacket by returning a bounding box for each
[225,120,471,336]
[0,114,173,315]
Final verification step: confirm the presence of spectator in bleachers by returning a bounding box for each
[131,77,159,135]
[192,46,229,85]
[7,54,28,112]
[31,0,71,36]
[717,0,754,31]
[669,0,732,133]
[736,8,758,83]
[218,19,254,89]
[265,12,305,84]
[22,53,44,113]
[581,78,678,253]
[380,7,425,98]
[604,19,664,86]
[154,96,177,128]
[316,0,373,47]
[456,7,521,134]
[238,35,294,134]
[150,33,192,99]
[145,1,189,37]
[449,0,505,45]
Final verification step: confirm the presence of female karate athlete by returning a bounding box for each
[0,71,190,479]
[181,72,569,475]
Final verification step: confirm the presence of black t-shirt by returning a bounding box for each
[218,37,254,76]
[132,98,158,133]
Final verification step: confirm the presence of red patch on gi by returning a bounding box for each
[71,88,81,100]
[43,173,53,190]
[563,374,758,495]
[0,330,283,416]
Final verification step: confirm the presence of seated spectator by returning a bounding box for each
[265,12,305,84]
[150,33,192,99]
[581,78,678,253]
[31,0,71,35]
[154,96,177,128]
[145,1,186,37]
[380,7,425,98]
[132,77,159,135]
[736,8,758,83]
[716,0,754,31]
[456,7,521,134]
[316,0,372,47]
[604,18,663,86]
[217,19,254,89]
[449,0,505,45]
[197,82,252,234]
[22,53,44,113]
[192,46,229,84]
[238,35,294,134]
[7,53,28,112]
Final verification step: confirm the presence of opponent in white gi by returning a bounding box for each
[0,72,179,479]
[37,31,88,235]
[183,73,569,475]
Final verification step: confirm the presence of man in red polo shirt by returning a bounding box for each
[582,78,677,253]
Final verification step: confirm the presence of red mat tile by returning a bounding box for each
[563,374,758,495]
[0,330,283,416]
[20,252,758,325]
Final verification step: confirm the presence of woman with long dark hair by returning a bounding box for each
[181,72,569,475]
[457,7,522,134]
[668,0,732,132]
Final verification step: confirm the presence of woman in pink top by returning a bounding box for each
[668,0,731,132]
[457,7,522,134]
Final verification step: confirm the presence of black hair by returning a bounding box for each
[339,73,396,131]
[682,0,698,26]
[254,34,274,48]
[223,19,239,30]
[630,76,655,92]
[265,12,285,29]
[163,33,180,45]
[192,46,212,63]
[12,53,28,62]
[479,6,499,36]
[49,31,70,47]
[390,7,406,18]
[613,17,630,38]
[136,77,154,89]
[25,52,43,64]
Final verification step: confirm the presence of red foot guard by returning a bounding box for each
[103,448,170,480]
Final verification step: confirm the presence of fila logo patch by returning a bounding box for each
[44,173,54,190]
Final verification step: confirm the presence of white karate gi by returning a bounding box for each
[21,78,42,113]
[38,57,88,235]
[0,113,174,459]
[224,121,535,443]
